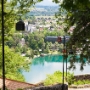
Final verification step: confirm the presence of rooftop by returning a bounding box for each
[0,78,36,90]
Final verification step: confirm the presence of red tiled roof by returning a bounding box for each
[0,78,36,90]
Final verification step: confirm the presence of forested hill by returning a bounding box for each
[27,5,59,16]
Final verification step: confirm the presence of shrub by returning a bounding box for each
[67,72,75,85]
[44,71,73,86]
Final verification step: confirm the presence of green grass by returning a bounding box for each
[74,80,90,85]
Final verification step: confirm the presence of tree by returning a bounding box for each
[0,0,43,81]
[26,48,34,58]
[6,34,22,48]
[0,0,43,40]
[0,46,30,81]
[54,0,90,70]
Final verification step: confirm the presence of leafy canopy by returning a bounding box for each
[0,0,43,39]
[0,0,43,81]
[54,0,90,70]
[0,46,30,81]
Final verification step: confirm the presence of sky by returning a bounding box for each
[36,0,58,6]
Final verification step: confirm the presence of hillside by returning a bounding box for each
[26,5,59,16]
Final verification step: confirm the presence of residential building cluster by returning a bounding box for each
[24,16,64,33]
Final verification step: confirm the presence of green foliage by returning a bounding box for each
[67,72,75,85]
[44,71,73,86]
[44,70,90,86]
[34,50,39,55]
[0,46,30,81]
[0,0,42,42]
[23,31,64,55]
[54,0,90,70]
[74,80,90,85]
[6,34,22,48]
[27,32,45,50]
[6,30,65,59]
[44,30,65,36]
[25,48,34,58]
[44,71,63,86]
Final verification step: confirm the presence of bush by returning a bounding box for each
[74,80,90,85]
[44,71,90,86]
[67,72,75,85]
[44,71,63,86]
[44,71,73,86]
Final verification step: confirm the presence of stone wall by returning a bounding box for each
[25,84,68,90]
[74,74,90,81]
[69,74,90,88]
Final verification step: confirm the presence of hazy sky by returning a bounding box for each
[36,0,58,6]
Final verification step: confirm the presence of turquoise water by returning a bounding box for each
[22,55,90,84]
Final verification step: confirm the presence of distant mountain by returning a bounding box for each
[35,5,59,7]
[26,5,59,16]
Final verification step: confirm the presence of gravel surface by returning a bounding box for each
[69,88,90,90]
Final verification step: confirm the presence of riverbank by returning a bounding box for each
[49,50,60,55]
[33,50,60,58]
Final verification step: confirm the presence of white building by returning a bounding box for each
[24,21,37,33]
